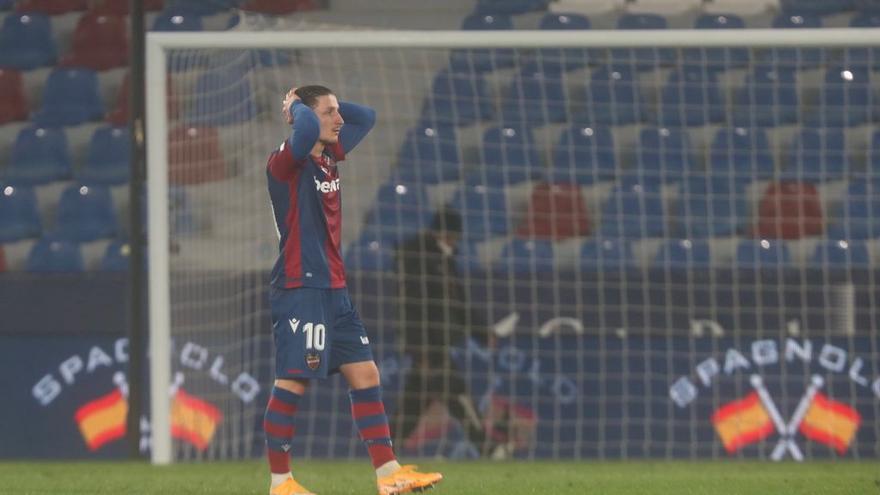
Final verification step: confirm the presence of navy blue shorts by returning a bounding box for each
[269,286,373,379]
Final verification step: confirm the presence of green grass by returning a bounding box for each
[0,460,878,495]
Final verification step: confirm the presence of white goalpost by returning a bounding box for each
[146,28,880,465]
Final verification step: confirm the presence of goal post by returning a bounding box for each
[146,28,880,465]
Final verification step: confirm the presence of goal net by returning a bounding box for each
[146,28,880,464]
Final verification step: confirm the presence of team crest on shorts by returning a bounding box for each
[305,352,321,370]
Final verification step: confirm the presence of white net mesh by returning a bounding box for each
[155,33,880,462]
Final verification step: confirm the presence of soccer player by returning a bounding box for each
[263,85,443,495]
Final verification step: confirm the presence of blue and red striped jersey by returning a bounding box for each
[266,100,375,289]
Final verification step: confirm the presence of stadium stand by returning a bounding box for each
[5,126,72,185]
[516,182,591,240]
[0,184,42,242]
[32,68,104,127]
[60,12,129,71]
[78,126,131,185]
[0,69,28,124]
[0,12,57,69]
[25,237,84,272]
[52,184,119,242]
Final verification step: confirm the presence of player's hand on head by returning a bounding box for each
[282,87,299,124]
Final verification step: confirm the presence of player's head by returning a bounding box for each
[295,85,344,145]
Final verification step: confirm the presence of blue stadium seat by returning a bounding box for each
[78,126,131,185]
[709,127,775,181]
[344,236,395,272]
[732,65,800,127]
[548,125,616,185]
[421,68,494,126]
[760,14,824,68]
[451,183,509,241]
[189,66,257,125]
[579,238,633,270]
[599,182,668,238]
[783,128,848,182]
[804,66,872,127]
[53,184,119,242]
[475,0,549,14]
[0,12,56,69]
[537,12,591,70]
[683,14,749,69]
[5,126,71,185]
[676,176,748,238]
[25,237,84,272]
[809,239,870,268]
[653,65,725,127]
[361,181,431,245]
[168,185,197,236]
[781,0,856,15]
[583,65,644,125]
[152,7,204,31]
[734,239,791,268]
[652,239,712,269]
[394,123,461,184]
[632,127,694,185]
[0,184,41,242]
[473,125,540,184]
[100,240,131,271]
[494,238,555,274]
[827,179,880,239]
[32,68,104,127]
[499,63,569,126]
[841,13,880,68]
[449,13,515,73]
[609,14,675,70]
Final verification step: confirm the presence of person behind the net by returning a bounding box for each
[264,85,442,495]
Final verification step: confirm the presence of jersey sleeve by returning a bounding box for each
[338,102,376,154]
[267,101,319,181]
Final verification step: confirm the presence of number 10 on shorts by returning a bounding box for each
[303,322,325,351]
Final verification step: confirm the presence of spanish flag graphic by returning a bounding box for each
[74,389,128,451]
[711,391,775,453]
[798,392,861,454]
[171,388,223,451]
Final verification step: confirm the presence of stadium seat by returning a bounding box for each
[676,176,748,238]
[25,237,84,272]
[809,239,870,268]
[0,184,42,242]
[151,7,203,31]
[189,66,257,125]
[16,0,87,14]
[732,65,800,127]
[78,126,131,185]
[394,123,461,184]
[100,240,131,272]
[60,12,128,71]
[449,14,515,73]
[760,14,824,68]
[652,239,712,269]
[780,0,856,15]
[583,65,645,125]
[734,239,791,268]
[165,0,240,14]
[90,0,164,15]
[547,125,616,185]
[599,182,668,238]
[784,128,848,182]
[476,0,549,14]
[516,182,591,240]
[474,125,540,184]
[609,14,675,70]
[709,127,775,181]
[753,181,824,239]
[53,184,119,242]
[653,65,725,127]
[841,13,880,68]
[361,181,431,245]
[107,73,179,125]
[451,184,510,241]
[5,126,71,185]
[241,0,315,14]
[421,68,494,126]
[827,179,880,239]
[0,12,56,69]
[168,126,227,185]
[0,68,27,124]
[499,63,569,126]
[494,238,555,274]
[579,238,633,269]
[804,66,872,128]
[32,68,104,127]
[537,12,591,71]
[344,237,394,273]
[633,127,694,185]
[683,14,749,70]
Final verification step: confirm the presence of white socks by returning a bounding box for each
[376,460,402,478]
[271,472,292,489]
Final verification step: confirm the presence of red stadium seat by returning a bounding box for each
[0,69,28,124]
[753,181,823,239]
[16,0,87,15]
[90,0,164,15]
[516,182,591,240]
[61,12,128,71]
[241,0,317,14]
[169,126,226,185]
[107,72,178,125]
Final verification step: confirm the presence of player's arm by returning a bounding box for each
[338,102,376,154]
[267,100,320,181]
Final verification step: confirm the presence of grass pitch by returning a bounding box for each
[0,460,877,494]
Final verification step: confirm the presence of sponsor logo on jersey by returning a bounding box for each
[314,176,341,194]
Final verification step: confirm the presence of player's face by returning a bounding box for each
[314,94,344,144]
